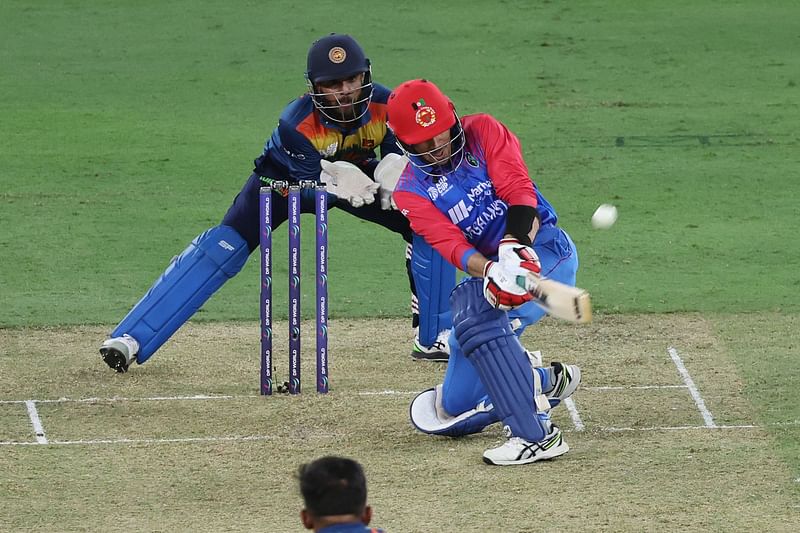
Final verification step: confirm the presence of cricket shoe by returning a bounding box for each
[410,329,451,362]
[545,362,581,410]
[99,334,139,373]
[483,425,569,466]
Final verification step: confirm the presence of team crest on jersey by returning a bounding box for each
[466,152,479,167]
[328,47,346,64]
[361,138,375,149]
[319,142,338,157]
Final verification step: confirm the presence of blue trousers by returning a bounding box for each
[441,226,579,415]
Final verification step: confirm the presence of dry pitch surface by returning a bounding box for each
[2,315,798,532]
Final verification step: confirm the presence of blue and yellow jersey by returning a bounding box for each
[253,83,400,182]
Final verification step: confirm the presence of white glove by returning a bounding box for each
[374,153,408,210]
[319,160,379,208]
[482,261,534,310]
[498,238,541,290]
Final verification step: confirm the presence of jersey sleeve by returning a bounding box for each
[394,188,477,271]
[470,114,537,207]
[254,119,322,182]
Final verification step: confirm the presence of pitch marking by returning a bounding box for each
[668,347,716,428]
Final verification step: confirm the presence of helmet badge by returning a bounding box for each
[412,98,436,128]
[328,47,346,64]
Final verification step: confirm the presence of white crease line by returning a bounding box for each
[25,400,47,444]
[0,423,785,447]
[0,394,246,404]
[564,398,585,431]
[357,390,416,396]
[0,433,336,446]
[0,385,691,405]
[587,385,687,390]
[600,424,757,432]
[668,347,716,428]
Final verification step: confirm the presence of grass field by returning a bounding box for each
[2,1,799,531]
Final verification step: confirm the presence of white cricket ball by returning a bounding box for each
[591,204,618,229]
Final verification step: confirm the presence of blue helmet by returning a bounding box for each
[305,34,374,123]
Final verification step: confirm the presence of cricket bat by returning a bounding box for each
[529,278,592,324]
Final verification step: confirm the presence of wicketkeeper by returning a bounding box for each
[99,34,454,372]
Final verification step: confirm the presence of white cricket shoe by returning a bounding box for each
[483,425,569,466]
[411,329,451,362]
[99,334,139,373]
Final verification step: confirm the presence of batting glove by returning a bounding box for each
[482,261,534,310]
[498,238,542,292]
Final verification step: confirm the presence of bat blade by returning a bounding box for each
[530,278,592,323]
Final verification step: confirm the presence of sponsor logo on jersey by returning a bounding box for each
[447,200,470,224]
[466,180,493,203]
[466,152,479,167]
[361,138,375,149]
[319,142,338,157]
[282,146,307,160]
[463,199,507,239]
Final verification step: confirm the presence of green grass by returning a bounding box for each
[1,1,799,530]
[2,0,798,326]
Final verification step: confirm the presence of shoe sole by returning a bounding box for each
[482,439,569,466]
[100,348,129,373]
[410,350,449,362]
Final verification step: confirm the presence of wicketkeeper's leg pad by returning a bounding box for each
[451,279,548,443]
[409,385,499,437]
[111,225,250,363]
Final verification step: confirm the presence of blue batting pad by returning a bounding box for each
[112,225,250,363]
[411,233,455,346]
[451,279,547,442]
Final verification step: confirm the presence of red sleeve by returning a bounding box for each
[394,189,475,270]
[468,114,537,207]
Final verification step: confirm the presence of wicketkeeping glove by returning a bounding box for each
[482,261,534,310]
[319,160,380,208]
[373,153,409,210]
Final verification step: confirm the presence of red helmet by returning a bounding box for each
[387,79,456,145]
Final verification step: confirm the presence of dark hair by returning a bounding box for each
[298,456,368,517]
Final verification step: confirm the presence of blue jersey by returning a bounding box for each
[253,83,401,182]
[317,523,385,533]
[394,113,557,272]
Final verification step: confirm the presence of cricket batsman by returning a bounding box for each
[385,79,583,465]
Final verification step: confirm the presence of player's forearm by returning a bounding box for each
[466,252,491,278]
